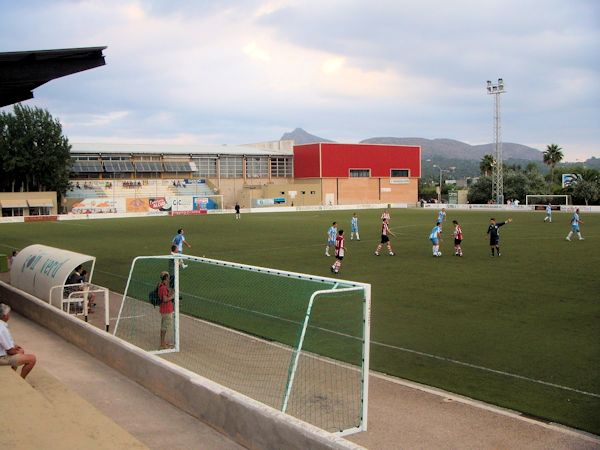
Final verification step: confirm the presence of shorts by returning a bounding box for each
[571,224,580,232]
[335,255,344,261]
[430,238,439,245]
[351,226,358,232]
[328,240,335,246]
[490,237,500,246]
[454,238,462,245]
[0,354,19,368]
[161,312,173,332]
[380,235,389,244]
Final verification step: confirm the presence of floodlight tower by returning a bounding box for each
[486,78,506,205]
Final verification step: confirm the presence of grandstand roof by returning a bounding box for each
[0,46,107,107]
[71,142,293,156]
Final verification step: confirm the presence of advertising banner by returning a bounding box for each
[126,197,149,213]
[149,197,171,212]
[71,198,123,214]
[167,196,194,212]
[562,173,580,188]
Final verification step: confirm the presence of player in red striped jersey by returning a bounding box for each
[381,209,391,223]
[452,219,463,256]
[375,218,396,256]
[330,229,345,274]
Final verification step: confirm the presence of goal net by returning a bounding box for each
[525,194,571,206]
[113,255,370,435]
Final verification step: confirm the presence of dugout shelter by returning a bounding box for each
[10,244,96,304]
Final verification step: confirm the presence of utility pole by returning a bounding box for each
[486,78,506,205]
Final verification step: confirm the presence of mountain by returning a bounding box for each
[360,137,543,161]
[280,129,543,161]
[280,128,333,145]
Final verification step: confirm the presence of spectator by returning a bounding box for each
[0,303,37,379]
[8,250,17,270]
[158,272,174,349]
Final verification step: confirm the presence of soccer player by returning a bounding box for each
[544,203,552,223]
[487,217,512,256]
[325,222,337,256]
[381,209,391,223]
[375,218,396,256]
[350,213,360,240]
[452,219,463,256]
[235,202,241,220]
[437,208,447,224]
[566,208,584,241]
[429,222,443,257]
[172,228,191,268]
[330,229,345,274]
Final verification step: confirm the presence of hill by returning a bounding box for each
[359,137,543,161]
[279,129,543,161]
[280,128,333,145]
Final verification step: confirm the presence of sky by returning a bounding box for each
[1,0,599,161]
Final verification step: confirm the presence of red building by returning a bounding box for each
[293,142,421,205]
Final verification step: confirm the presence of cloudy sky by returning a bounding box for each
[1,0,599,161]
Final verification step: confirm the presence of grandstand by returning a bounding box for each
[67,141,294,213]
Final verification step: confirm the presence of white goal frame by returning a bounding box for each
[525,194,571,205]
[113,254,371,436]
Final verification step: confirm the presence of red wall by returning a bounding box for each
[294,143,421,178]
[293,143,321,178]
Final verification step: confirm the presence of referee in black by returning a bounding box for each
[487,217,512,257]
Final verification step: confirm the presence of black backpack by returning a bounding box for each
[148,284,161,307]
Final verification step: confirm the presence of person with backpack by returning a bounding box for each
[158,271,174,349]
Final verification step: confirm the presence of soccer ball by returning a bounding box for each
[437,251,442,257]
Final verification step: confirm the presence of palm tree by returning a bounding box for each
[480,154,495,177]
[543,144,564,186]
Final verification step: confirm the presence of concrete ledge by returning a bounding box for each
[0,281,364,450]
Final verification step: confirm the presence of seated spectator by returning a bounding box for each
[0,303,36,379]
[8,250,17,270]
[79,269,96,313]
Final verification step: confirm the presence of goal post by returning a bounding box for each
[114,254,370,435]
[525,194,571,206]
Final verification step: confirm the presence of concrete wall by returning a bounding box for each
[0,281,364,450]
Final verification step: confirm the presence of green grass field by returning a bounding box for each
[1,208,599,434]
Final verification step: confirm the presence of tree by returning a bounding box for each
[480,154,495,177]
[0,104,72,194]
[467,176,492,204]
[568,169,600,205]
[542,143,563,186]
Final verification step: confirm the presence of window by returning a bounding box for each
[349,169,370,177]
[270,157,293,178]
[163,162,192,172]
[391,169,410,177]
[193,157,217,177]
[103,161,134,172]
[220,156,243,178]
[246,157,269,178]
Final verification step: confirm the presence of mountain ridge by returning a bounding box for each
[280,128,543,161]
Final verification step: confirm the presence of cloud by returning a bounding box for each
[0,0,598,160]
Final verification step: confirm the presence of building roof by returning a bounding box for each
[71,142,293,157]
[0,46,107,107]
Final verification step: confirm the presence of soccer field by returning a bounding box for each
[1,208,599,434]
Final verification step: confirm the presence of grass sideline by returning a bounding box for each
[1,208,599,434]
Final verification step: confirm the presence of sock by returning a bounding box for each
[356,232,360,239]
[491,248,495,255]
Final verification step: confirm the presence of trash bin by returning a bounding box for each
[0,254,7,273]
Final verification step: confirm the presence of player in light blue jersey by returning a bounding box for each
[350,213,360,240]
[172,228,191,268]
[544,203,552,223]
[437,208,447,225]
[429,222,443,257]
[566,209,584,241]
[325,222,337,256]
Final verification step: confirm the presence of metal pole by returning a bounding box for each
[487,78,505,205]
